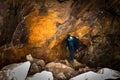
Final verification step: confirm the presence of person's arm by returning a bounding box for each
[73,37,79,51]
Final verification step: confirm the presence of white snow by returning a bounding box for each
[70,68,120,80]
[26,71,53,80]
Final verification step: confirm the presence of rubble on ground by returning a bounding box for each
[0,55,120,80]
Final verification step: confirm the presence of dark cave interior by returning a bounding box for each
[0,0,120,78]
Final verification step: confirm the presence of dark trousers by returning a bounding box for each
[69,46,75,64]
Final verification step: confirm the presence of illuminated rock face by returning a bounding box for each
[23,0,91,62]
[24,0,72,62]
[25,9,63,47]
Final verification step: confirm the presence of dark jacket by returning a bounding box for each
[66,36,79,52]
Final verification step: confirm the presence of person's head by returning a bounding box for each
[67,34,71,38]
[57,0,66,3]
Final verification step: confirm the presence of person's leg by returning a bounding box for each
[69,49,74,64]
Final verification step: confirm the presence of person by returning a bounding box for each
[66,34,79,64]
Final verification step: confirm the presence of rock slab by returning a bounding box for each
[70,68,120,80]
[26,71,53,80]
[0,61,30,80]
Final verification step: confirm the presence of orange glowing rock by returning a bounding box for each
[25,9,63,47]
[71,26,90,39]
[49,26,90,49]
[48,35,66,49]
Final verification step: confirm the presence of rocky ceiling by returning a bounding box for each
[0,0,120,71]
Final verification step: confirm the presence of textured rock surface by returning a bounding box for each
[45,62,78,79]
[0,0,120,72]
[0,61,30,80]
[26,71,53,80]
[56,72,67,80]
[70,68,120,80]
[0,60,119,80]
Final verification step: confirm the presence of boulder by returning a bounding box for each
[26,54,45,68]
[78,66,94,74]
[26,71,53,80]
[45,62,78,79]
[36,59,45,70]
[55,72,66,80]
[59,59,70,67]
[26,54,34,62]
[29,63,40,75]
[98,68,120,79]
[70,71,102,80]
[60,59,85,70]
[70,68,120,80]
[72,59,84,70]
[0,61,30,80]
[26,54,45,75]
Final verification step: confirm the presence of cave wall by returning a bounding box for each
[0,0,120,70]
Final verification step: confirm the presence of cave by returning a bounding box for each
[0,0,120,79]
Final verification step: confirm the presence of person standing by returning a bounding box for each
[66,34,79,64]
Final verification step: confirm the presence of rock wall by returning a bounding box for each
[0,0,120,71]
